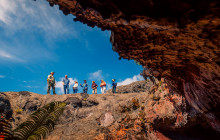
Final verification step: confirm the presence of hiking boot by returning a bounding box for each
[47,93,50,95]
[53,93,56,95]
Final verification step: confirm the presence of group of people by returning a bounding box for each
[47,71,117,95]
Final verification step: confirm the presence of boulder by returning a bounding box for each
[99,112,114,127]
[0,93,13,120]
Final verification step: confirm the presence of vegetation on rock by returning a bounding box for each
[13,101,66,140]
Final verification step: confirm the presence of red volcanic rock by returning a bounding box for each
[41,0,219,132]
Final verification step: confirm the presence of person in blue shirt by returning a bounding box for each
[80,80,88,93]
[112,79,117,93]
[62,75,70,94]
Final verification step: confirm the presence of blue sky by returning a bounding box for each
[0,0,143,94]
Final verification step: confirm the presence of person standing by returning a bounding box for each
[47,71,56,95]
[100,80,106,94]
[73,81,78,93]
[80,80,88,93]
[63,75,70,94]
[112,79,117,93]
[91,81,98,94]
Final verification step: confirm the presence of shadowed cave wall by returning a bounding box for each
[40,0,219,132]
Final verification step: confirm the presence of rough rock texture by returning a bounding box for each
[1,80,219,139]
[106,80,154,93]
[0,93,13,120]
[42,0,220,131]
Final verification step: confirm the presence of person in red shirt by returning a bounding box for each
[91,81,98,94]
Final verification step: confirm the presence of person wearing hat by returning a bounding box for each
[80,80,88,93]
[100,80,106,94]
[112,79,117,93]
[91,81,98,94]
[47,71,56,95]
[62,75,70,94]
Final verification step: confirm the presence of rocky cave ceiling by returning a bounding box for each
[34,0,220,132]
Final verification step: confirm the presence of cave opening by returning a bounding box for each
[40,0,220,134]
[0,0,219,139]
[0,0,144,95]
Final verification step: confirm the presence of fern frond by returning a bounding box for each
[0,119,14,140]
[13,101,66,140]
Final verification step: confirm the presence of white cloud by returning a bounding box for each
[20,85,40,88]
[0,0,77,39]
[117,74,144,86]
[0,0,16,24]
[0,50,12,58]
[89,70,104,80]
[0,0,79,64]
[22,80,35,83]
[55,77,77,95]
[0,49,24,62]
[0,75,5,78]
[107,83,111,90]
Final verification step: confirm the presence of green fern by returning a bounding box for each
[26,102,66,140]
[0,118,15,140]
[13,101,66,140]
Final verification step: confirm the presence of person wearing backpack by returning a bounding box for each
[80,80,88,93]
[47,71,56,95]
[112,79,117,93]
[91,81,98,94]
[100,80,106,94]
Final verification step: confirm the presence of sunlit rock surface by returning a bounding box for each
[2,81,219,139]
[106,80,153,94]
[43,0,220,132]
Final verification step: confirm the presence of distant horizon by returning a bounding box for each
[1,78,146,95]
[0,0,144,95]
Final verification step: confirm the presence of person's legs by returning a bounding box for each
[101,87,103,94]
[95,88,97,94]
[113,87,116,93]
[64,85,66,94]
[52,84,56,95]
[76,89,78,93]
[92,89,94,94]
[67,85,69,94]
[85,89,88,93]
[47,85,51,94]
[103,86,106,94]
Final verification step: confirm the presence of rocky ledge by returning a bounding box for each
[106,80,153,94]
[1,81,219,139]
